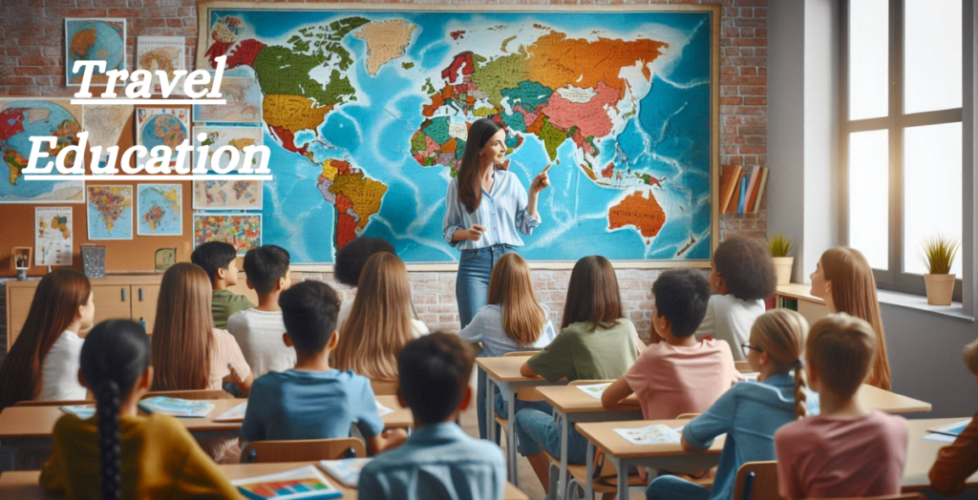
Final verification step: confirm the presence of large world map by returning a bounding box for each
[199,7,715,263]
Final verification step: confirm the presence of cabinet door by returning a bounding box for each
[130,284,160,335]
[89,285,133,336]
[7,286,37,351]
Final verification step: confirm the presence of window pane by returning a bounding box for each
[905,0,962,113]
[849,0,889,120]
[903,122,962,276]
[849,130,890,270]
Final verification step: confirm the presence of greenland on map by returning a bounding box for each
[196,4,718,265]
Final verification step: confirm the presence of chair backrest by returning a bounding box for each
[502,351,540,357]
[370,379,399,396]
[241,438,366,463]
[16,399,93,407]
[732,461,779,500]
[676,413,700,420]
[143,389,232,400]
[735,360,751,373]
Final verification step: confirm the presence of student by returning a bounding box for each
[459,252,557,440]
[192,241,255,329]
[334,252,428,381]
[360,333,506,500]
[40,320,238,500]
[0,269,94,410]
[241,280,407,453]
[602,269,741,421]
[688,236,777,361]
[513,255,639,492]
[646,309,817,500]
[775,314,908,499]
[929,338,978,496]
[228,245,296,378]
[810,247,892,390]
[333,236,396,333]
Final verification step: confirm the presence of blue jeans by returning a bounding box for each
[513,407,590,464]
[646,476,711,500]
[456,244,515,328]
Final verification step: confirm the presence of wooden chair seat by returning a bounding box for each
[543,451,645,494]
[241,437,366,463]
[144,389,232,400]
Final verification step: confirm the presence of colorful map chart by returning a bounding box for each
[35,207,73,266]
[136,36,187,95]
[87,185,133,240]
[198,7,716,263]
[135,107,190,170]
[65,18,126,86]
[194,213,262,256]
[193,179,262,209]
[193,126,264,173]
[137,184,182,236]
[194,77,263,123]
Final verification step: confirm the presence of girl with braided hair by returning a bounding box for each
[40,320,238,500]
[645,309,819,500]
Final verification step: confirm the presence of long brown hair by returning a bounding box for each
[335,253,418,380]
[820,247,892,391]
[806,313,877,398]
[487,253,547,346]
[151,263,213,390]
[0,270,91,410]
[750,309,810,419]
[457,118,505,213]
[562,256,623,331]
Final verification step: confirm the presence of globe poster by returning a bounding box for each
[0,99,85,204]
[65,18,126,86]
[135,107,191,171]
[196,4,719,265]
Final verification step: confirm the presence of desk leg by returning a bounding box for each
[507,385,518,487]
[559,415,568,500]
[585,441,595,500]
[616,457,629,500]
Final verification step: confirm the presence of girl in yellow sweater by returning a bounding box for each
[40,319,238,500]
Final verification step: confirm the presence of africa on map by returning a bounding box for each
[198,6,716,264]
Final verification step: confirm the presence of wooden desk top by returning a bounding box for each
[576,420,725,459]
[857,385,932,414]
[775,283,824,304]
[0,461,530,500]
[536,385,642,414]
[903,418,976,491]
[0,396,413,440]
[476,356,546,384]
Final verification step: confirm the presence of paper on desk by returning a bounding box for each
[928,419,972,437]
[377,400,394,417]
[923,432,957,444]
[61,405,95,419]
[577,383,611,399]
[614,424,682,445]
[214,402,247,422]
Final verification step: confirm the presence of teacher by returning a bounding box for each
[444,118,550,328]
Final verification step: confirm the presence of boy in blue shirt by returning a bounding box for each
[360,333,506,500]
[240,281,406,454]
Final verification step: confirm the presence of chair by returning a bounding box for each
[143,389,232,400]
[732,461,779,500]
[370,379,399,396]
[241,437,366,463]
[15,399,92,407]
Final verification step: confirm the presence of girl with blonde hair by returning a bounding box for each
[810,247,892,390]
[334,252,428,381]
[647,308,817,500]
[459,252,556,439]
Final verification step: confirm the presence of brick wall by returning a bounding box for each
[0,0,767,352]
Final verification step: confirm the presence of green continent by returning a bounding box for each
[539,117,569,161]
[501,81,553,112]
[401,61,415,69]
[469,53,529,109]
[422,117,451,145]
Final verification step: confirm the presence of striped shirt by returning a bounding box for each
[443,169,541,251]
[208,328,252,391]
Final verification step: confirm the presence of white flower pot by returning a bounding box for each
[773,257,794,286]
[924,274,955,306]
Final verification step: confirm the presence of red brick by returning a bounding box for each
[720,97,742,105]
[731,37,766,47]
[740,67,757,76]
[739,125,766,135]
[740,145,767,155]
[744,97,767,106]
[739,86,767,96]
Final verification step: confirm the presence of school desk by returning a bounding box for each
[903,417,978,491]
[476,356,565,485]
[0,461,531,500]
[0,395,413,470]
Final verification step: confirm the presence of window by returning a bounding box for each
[842,0,964,297]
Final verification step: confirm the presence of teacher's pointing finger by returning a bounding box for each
[531,164,551,193]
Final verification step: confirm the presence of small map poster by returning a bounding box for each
[137,183,182,236]
[194,77,262,123]
[193,179,262,210]
[135,107,191,170]
[192,126,264,173]
[65,18,126,86]
[35,207,73,266]
[136,36,187,95]
[87,185,133,240]
[82,103,133,172]
[194,213,262,256]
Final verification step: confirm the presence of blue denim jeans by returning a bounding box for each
[456,244,515,328]
[513,407,590,464]
[646,476,711,500]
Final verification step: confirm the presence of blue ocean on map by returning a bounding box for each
[207,9,714,263]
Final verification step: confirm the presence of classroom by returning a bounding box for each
[0,0,975,499]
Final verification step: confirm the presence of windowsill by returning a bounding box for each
[875,289,974,322]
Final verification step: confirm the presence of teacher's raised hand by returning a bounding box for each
[530,164,551,194]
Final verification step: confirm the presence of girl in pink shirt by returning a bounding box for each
[775,314,909,499]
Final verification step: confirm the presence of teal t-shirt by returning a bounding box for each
[527,319,639,382]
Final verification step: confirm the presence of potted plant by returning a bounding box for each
[767,233,794,286]
[920,235,959,306]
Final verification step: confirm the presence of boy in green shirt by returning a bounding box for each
[191,241,255,329]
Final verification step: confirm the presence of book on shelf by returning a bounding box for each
[737,176,748,213]
[719,165,742,213]
[751,167,769,213]
[744,165,762,213]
